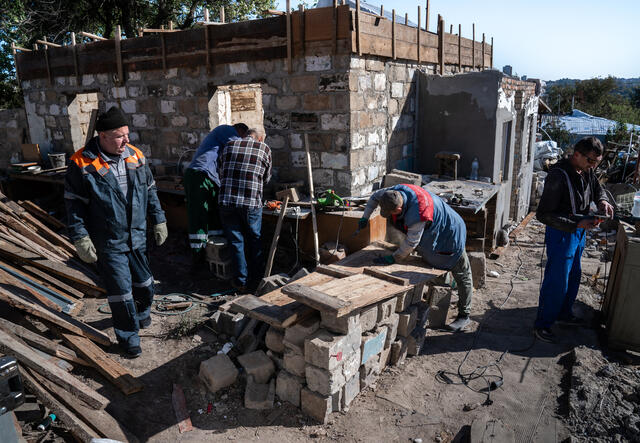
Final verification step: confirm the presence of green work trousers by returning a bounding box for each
[184,168,222,252]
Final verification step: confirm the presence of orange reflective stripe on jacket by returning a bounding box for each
[70,148,109,176]
[124,144,146,169]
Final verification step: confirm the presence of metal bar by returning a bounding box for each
[417,6,421,64]
[392,9,396,60]
[299,4,305,57]
[472,23,475,69]
[482,32,485,70]
[458,24,462,70]
[115,25,123,84]
[356,0,361,56]
[490,37,494,68]
[438,16,444,74]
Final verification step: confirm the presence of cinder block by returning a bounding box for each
[377,297,397,322]
[305,364,346,396]
[290,267,310,282]
[266,350,283,370]
[265,327,285,354]
[382,313,399,348]
[301,388,339,423]
[389,338,408,366]
[397,306,418,337]
[341,347,361,381]
[361,327,387,365]
[359,305,378,332]
[284,315,320,354]
[256,273,290,295]
[427,285,452,329]
[210,310,248,337]
[320,310,360,334]
[395,289,414,312]
[411,283,426,305]
[245,376,275,409]
[283,348,306,377]
[341,374,360,409]
[276,370,305,407]
[199,354,238,393]
[359,354,380,390]
[237,350,275,384]
[468,252,486,289]
[305,327,362,371]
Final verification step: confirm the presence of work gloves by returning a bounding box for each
[358,217,369,230]
[153,222,168,246]
[373,255,395,265]
[74,236,97,263]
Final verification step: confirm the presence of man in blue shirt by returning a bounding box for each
[184,123,248,265]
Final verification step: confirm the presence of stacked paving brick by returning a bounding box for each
[205,282,448,423]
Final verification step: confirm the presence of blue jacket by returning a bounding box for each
[187,125,239,186]
[64,137,166,254]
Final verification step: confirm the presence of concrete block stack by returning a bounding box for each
[205,236,232,280]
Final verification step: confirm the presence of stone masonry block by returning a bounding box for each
[382,313,399,348]
[199,354,238,393]
[389,338,408,366]
[341,374,360,409]
[305,364,346,396]
[265,327,285,354]
[341,347,361,381]
[397,306,418,337]
[305,55,331,71]
[283,348,306,377]
[245,376,275,409]
[305,327,362,371]
[468,251,486,289]
[391,82,404,98]
[320,310,360,335]
[365,59,385,71]
[284,315,320,354]
[361,327,387,365]
[377,297,397,323]
[395,289,414,312]
[237,350,275,384]
[359,305,378,332]
[276,370,305,407]
[427,285,452,329]
[301,388,340,423]
[373,73,386,91]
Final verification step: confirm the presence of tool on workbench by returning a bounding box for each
[316,189,349,210]
[265,200,282,211]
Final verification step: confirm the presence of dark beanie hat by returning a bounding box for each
[95,106,128,131]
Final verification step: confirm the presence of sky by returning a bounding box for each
[276,0,639,81]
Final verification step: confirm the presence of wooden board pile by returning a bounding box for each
[0,193,140,441]
[207,242,453,423]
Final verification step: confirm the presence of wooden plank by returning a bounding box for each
[21,264,85,299]
[18,203,76,256]
[20,369,99,442]
[0,329,108,409]
[315,264,355,278]
[0,286,112,346]
[0,318,89,366]
[438,15,444,74]
[231,295,297,328]
[28,369,138,442]
[509,211,536,240]
[0,238,105,296]
[0,265,65,312]
[362,267,409,286]
[115,25,123,84]
[21,144,41,163]
[84,109,98,148]
[0,212,67,261]
[264,196,290,279]
[391,9,396,60]
[489,246,505,260]
[18,200,66,230]
[417,5,421,63]
[355,0,361,55]
[282,283,351,314]
[286,0,292,72]
[61,333,143,395]
[172,383,193,433]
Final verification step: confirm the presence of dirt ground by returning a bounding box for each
[14,219,634,442]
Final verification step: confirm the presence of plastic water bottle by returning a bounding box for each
[470,158,479,180]
[632,190,640,218]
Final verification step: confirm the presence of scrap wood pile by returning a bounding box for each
[204,242,454,423]
[0,193,140,442]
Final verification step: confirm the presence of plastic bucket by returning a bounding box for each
[48,153,66,168]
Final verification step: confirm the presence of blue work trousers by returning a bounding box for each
[219,206,264,286]
[535,226,586,329]
[97,248,154,349]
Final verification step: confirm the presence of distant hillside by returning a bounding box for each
[546,77,640,99]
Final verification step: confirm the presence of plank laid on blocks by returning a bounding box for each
[20,369,99,442]
[231,295,297,328]
[27,369,138,442]
[0,286,112,346]
[362,267,409,286]
[282,283,351,315]
[0,329,109,409]
[0,317,89,366]
[315,264,355,278]
[61,333,144,395]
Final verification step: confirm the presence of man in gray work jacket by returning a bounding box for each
[65,107,167,357]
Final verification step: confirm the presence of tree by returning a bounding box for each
[0,0,276,109]
[541,119,572,149]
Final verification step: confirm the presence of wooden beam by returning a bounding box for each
[115,25,123,84]
[472,23,475,69]
[161,33,167,72]
[27,369,138,442]
[0,265,64,312]
[282,283,351,315]
[380,5,384,16]
[286,0,292,73]
[438,15,444,74]
[231,294,297,328]
[362,267,409,286]
[0,329,108,409]
[20,369,99,442]
[42,37,52,85]
[391,9,396,60]
[509,211,536,240]
[18,200,65,231]
[299,4,305,57]
[84,109,98,149]
[79,31,106,41]
[482,32,485,70]
[0,286,111,346]
[417,6,421,63]
[315,264,355,278]
[458,24,462,70]
[356,0,361,56]
[263,196,290,279]
[449,24,453,34]
[220,6,225,23]
[10,43,20,90]
[36,39,61,48]
[70,32,80,82]
[490,36,494,68]
[60,333,144,395]
[0,318,88,366]
[265,9,285,16]
[332,0,338,54]
[405,13,408,25]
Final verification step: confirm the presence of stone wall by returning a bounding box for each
[0,108,28,170]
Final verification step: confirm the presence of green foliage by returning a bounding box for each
[0,0,276,109]
[541,119,572,148]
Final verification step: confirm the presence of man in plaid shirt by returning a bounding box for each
[219,128,272,290]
